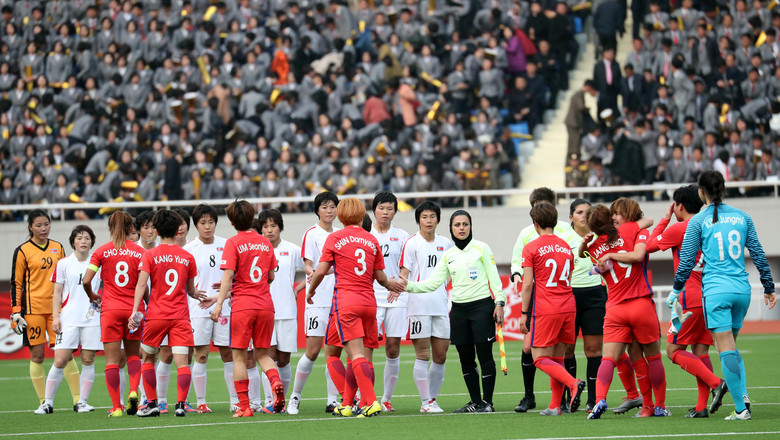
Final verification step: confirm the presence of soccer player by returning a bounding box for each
[369,191,410,412]
[673,171,775,421]
[11,210,66,409]
[307,197,403,418]
[583,205,667,419]
[256,209,305,410]
[562,199,607,413]
[646,185,725,418]
[35,225,99,414]
[509,188,574,412]
[83,211,146,417]
[209,200,284,418]
[398,210,506,413]
[134,211,159,251]
[131,210,203,417]
[288,191,340,415]
[518,203,586,415]
[184,204,235,413]
[399,201,452,413]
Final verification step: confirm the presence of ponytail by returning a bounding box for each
[587,205,619,243]
[698,171,726,223]
[108,211,134,249]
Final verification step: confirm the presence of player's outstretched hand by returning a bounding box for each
[210,303,222,323]
[766,292,777,310]
[191,289,208,302]
[211,282,221,291]
[200,295,218,309]
[306,290,315,305]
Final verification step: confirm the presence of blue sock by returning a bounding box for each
[719,350,747,413]
[735,351,749,404]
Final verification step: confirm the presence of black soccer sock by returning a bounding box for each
[476,342,496,404]
[456,344,482,404]
[586,356,602,405]
[521,350,536,398]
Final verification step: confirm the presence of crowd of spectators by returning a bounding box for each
[566,0,780,196]
[0,0,592,220]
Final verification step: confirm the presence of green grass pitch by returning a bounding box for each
[2,335,779,440]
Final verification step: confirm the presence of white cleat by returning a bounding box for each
[75,402,95,413]
[34,403,53,415]
[421,399,444,413]
[286,396,300,415]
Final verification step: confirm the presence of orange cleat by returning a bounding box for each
[272,382,285,413]
[233,407,254,418]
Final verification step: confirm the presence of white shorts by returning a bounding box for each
[270,319,298,353]
[304,307,329,338]
[192,316,230,347]
[407,315,450,340]
[377,306,407,339]
[54,325,103,351]
[161,335,168,346]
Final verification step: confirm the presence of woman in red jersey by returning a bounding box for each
[83,211,147,417]
[582,205,666,420]
[307,198,404,418]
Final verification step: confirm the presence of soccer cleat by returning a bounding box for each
[272,381,285,413]
[137,402,160,417]
[286,396,300,415]
[197,404,212,414]
[356,401,382,418]
[259,405,274,414]
[709,379,728,414]
[585,402,595,413]
[158,401,168,414]
[569,380,586,412]
[127,391,139,416]
[139,399,149,411]
[325,402,338,413]
[380,399,395,412]
[332,403,353,417]
[107,407,125,417]
[174,402,186,417]
[233,407,254,418]
[685,408,709,418]
[75,402,94,413]
[612,396,643,414]
[34,403,53,415]
[724,409,751,421]
[744,395,751,411]
[184,402,198,413]
[653,407,672,417]
[539,407,561,416]
[454,401,479,413]
[587,400,607,420]
[107,405,124,415]
[250,402,264,413]
[632,405,654,418]
[230,403,240,412]
[475,401,495,413]
[514,396,536,413]
[421,399,444,413]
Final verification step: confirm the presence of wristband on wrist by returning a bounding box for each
[521,310,529,315]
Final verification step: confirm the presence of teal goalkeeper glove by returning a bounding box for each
[666,288,682,309]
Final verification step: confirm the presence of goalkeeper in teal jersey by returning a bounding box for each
[673,171,776,421]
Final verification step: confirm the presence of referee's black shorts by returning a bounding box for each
[449,297,496,345]
[573,285,607,336]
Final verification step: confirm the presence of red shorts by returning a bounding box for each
[142,319,194,348]
[667,307,713,346]
[325,305,378,349]
[604,297,660,345]
[101,309,143,343]
[230,309,274,350]
[530,312,576,348]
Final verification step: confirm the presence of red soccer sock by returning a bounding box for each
[671,350,721,389]
[549,375,564,410]
[534,357,577,389]
[616,353,639,399]
[105,364,121,409]
[266,368,281,386]
[176,366,191,403]
[352,357,377,404]
[326,356,346,396]
[126,355,141,394]
[343,359,358,406]
[646,354,666,409]
[699,354,714,372]
[632,357,653,407]
[359,361,375,406]
[235,379,249,409]
[595,357,617,402]
[142,363,157,402]
[695,377,710,411]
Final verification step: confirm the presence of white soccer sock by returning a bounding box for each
[325,364,338,404]
[413,359,430,403]
[188,363,195,402]
[156,361,171,403]
[428,362,446,399]
[138,375,146,400]
[79,364,95,403]
[44,366,64,405]
[247,366,262,405]
[224,362,238,404]
[119,370,127,405]
[192,362,208,406]
[292,355,315,396]
[262,371,273,406]
[382,356,400,401]
[279,364,292,396]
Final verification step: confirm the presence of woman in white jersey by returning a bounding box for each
[399,201,453,413]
